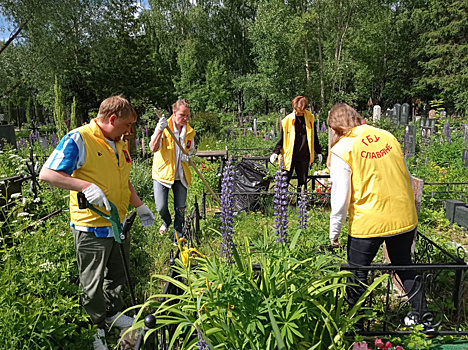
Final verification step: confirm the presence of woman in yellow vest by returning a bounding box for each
[149,99,196,240]
[327,103,432,330]
[269,96,323,192]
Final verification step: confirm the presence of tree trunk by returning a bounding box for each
[317,3,325,109]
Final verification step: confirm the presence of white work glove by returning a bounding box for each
[187,147,197,157]
[156,117,168,131]
[317,154,323,164]
[82,184,111,212]
[269,153,278,165]
[181,153,190,163]
[135,204,155,227]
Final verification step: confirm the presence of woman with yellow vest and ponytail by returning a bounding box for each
[327,103,432,331]
[150,99,196,241]
[270,96,323,192]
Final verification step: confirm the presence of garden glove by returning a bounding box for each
[135,204,155,227]
[317,154,323,164]
[187,146,197,157]
[82,183,111,212]
[156,117,168,131]
[181,153,190,163]
[269,153,278,165]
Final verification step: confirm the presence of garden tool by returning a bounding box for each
[153,108,221,205]
[77,192,137,306]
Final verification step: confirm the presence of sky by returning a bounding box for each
[0,14,12,41]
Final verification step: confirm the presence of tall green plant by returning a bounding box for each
[53,76,67,139]
[70,96,77,130]
[126,228,387,349]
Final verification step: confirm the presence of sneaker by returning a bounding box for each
[105,311,134,330]
[93,328,108,350]
[404,312,434,332]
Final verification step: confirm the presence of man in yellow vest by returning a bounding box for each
[149,99,196,241]
[327,103,432,331]
[39,96,155,350]
[270,96,323,194]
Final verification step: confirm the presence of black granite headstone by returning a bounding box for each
[0,125,17,149]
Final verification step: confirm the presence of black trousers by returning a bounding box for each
[285,159,309,192]
[346,228,428,315]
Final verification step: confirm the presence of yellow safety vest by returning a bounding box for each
[69,119,132,227]
[331,124,417,238]
[280,110,315,171]
[152,116,196,186]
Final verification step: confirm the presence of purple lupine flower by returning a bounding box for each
[297,186,308,229]
[197,329,210,350]
[321,122,327,133]
[444,122,451,144]
[220,156,235,264]
[464,126,468,143]
[16,141,20,149]
[145,126,149,138]
[135,138,140,147]
[464,149,468,167]
[274,158,289,243]
[50,133,59,148]
[29,132,33,145]
[243,128,246,137]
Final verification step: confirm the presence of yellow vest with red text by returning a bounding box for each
[331,124,417,238]
[69,119,132,227]
[152,116,196,186]
[280,110,315,171]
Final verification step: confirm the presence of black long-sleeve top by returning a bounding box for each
[273,115,322,160]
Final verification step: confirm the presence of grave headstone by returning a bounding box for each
[404,125,416,155]
[0,125,17,149]
[38,135,49,149]
[440,110,446,119]
[385,108,393,119]
[269,127,276,141]
[373,105,381,122]
[253,119,257,135]
[393,103,401,124]
[428,109,436,119]
[401,103,410,125]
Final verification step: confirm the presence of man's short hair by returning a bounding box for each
[97,95,137,121]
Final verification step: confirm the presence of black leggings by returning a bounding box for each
[286,159,309,192]
[347,228,428,315]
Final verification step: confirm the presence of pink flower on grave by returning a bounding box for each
[375,339,385,349]
[352,342,370,350]
[395,346,405,350]
[384,341,393,350]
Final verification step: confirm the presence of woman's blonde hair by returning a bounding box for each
[327,103,362,147]
[172,99,190,112]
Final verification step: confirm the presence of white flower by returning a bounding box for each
[33,197,41,203]
[10,193,22,199]
[17,212,30,217]
[39,260,54,272]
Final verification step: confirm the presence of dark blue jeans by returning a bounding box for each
[153,180,187,240]
[347,228,428,315]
